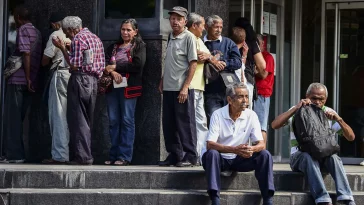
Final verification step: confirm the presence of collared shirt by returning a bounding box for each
[163,28,198,91]
[190,36,210,91]
[44,29,71,69]
[205,105,263,159]
[287,106,342,155]
[203,35,223,42]
[8,23,42,86]
[70,28,105,78]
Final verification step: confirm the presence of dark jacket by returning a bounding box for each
[105,39,146,98]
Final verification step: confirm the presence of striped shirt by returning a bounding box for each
[69,28,105,78]
[8,23,42,86]
[287,106,343,155]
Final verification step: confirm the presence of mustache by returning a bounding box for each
[241,102,249,108]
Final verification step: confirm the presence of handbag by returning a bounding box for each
[220,71,240,87]
[4,56,22,79]
[97,44,118,95]
[4,28,40,79]
[203,62,220,84]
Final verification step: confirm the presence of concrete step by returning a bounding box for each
[0,189,363,205]
[1,165,364,192]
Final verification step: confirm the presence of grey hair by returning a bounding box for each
[306,83,328,97]
[226,82,249,98]
[62,16,82,29]
[186,13,203,28]
[257,34,263,41]
[205,15,223,27]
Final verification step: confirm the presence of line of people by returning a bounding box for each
[2,5,357,205]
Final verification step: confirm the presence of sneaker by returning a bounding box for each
[0,156,9,163]
[220,170,233,177]
[0,157,25,163]
[338,200,356,205]
[360,160,364,166]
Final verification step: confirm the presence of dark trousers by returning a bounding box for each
[67,72,97,163]
[3,85,32,160]
[204,92,227,125]
[162,90,197,163]
[202,149,275,200]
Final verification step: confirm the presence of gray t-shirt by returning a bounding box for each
[163,29,198,91]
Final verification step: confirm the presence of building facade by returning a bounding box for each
[1,0,363,164]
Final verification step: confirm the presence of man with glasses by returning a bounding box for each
[271,83,356,205]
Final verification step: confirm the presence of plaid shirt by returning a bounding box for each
[70,28,105,78]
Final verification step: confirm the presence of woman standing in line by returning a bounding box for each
[104,19,146,165]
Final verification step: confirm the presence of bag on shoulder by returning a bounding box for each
[203,62,220,83]
[4,56,22,79]
[219,71,240,87]
[292,104,340,160]
[4,27,40,79]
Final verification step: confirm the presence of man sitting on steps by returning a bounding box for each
[202,82,275,205]
[271,83,356,205]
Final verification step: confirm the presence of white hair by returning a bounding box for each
[226,82,249,98]
[205,15,223,27]
[62,16,82,29]
[187,13,203,28]
[306,83,328,97]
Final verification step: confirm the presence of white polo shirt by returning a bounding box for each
[205,105,263,159]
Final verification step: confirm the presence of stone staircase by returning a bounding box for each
[0,164,364,205]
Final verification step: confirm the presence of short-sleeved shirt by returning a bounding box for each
[163,28,198,91]
[8,23,42,86]
[205,105,263,159]
[190,37,210,91]
[255,51,275,97]
[44,29,70,69]
[69,28,105,78]
[287,106,343,155]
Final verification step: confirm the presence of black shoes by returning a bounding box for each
[175,160,198,167]
[158,158,177,166]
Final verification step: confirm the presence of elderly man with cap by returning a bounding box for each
[41,12,72,164]
[158,6,198,167]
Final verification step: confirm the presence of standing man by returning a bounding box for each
[203,83,274,205]
[158,6,198,167]
[254,34,275,143]
[41,12,71,164]
[52,16,105,165]
[187,12,211,162]
[1,5,42,163]
[203,15,242,122]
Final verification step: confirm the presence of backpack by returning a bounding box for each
[292,104,340,160]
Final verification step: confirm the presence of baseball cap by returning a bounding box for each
[168,6,188,18]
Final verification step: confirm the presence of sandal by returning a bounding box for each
[114,159,130,166]
[104,160,115,165]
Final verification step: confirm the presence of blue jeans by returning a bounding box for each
[290,151,354,204]
[106,88,137,162]
[253,95,270,132]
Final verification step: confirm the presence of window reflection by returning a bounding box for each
[105,0,155,19]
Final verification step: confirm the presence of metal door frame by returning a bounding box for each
[320,0,364,164]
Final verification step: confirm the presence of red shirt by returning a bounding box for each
[255,51,275,97]
[70,28,105,78]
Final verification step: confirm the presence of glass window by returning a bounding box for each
[105,0,155,19]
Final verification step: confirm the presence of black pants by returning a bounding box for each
[162,90,197,163]
[67,71,97,163]
[204,92,227,125]
[3,85,32,160]
[202,149,275,202]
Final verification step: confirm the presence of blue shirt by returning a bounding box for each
[204,36,242,94]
